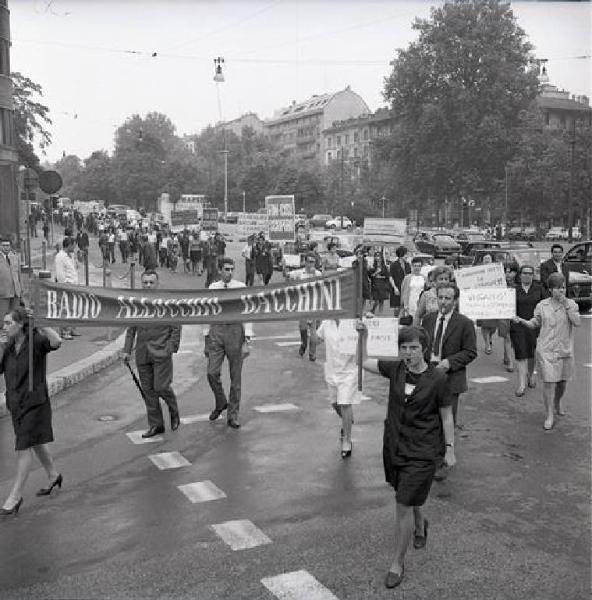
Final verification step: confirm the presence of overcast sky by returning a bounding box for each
[10,0,592,163]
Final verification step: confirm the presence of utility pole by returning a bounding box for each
[568,121,576,243]
[504,165,509,228]
[242,190,246,213]
[221,149,229,217]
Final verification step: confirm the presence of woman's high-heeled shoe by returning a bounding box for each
[36,474,63,497]
[0,497,23,516]
[341,442,353,459]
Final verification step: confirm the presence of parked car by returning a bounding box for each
[454,230,488,252]
[458,241,508,266]
[507,226,523,241]
[309,214,332,228]
[414,232,461,258]
[545,226,568,241]
[325,216,352,230]
[520,226,539,241]
[563,240,592,275]
[472,247,591,311]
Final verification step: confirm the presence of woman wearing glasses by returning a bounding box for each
[509,265,548,396]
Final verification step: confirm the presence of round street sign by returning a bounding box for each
[38,170,63,195]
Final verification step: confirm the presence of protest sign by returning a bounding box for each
[282,254,302,268]
[238,212,269,238]
[33,270,357,326]
[266,195,295,242]
[459,287,516,320]
[170,209,199,231]
[454,263,505,289]
[337,317,399,357]
[363,218,407,244]
[201,207,219,231]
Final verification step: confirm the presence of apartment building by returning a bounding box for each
[536,82,592,129]
[263,86,370,164]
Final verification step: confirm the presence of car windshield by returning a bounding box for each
[511,250,544,266]
[434,235,456,243]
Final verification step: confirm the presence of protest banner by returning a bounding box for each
[282,254,302,268]
[238,212,269,238]
[201,207,219,231]
[266,195,295,242]
[454,263,505,289]
[170,209,199,231]
[459,287,516,320]
[33,270,357,326]
[363,218,407,244]
[337,317,399,357]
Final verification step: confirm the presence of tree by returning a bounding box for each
[383,0,540,218]
[77,151,118,204]
[53,154,83,199]
[11,72,52,170]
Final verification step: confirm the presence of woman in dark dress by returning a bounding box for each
[369,252,394,314]
[389,246,411,316]
[0,307,62,516]
[510,264,548,396]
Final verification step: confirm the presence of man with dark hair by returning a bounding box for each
[540,244,570,290]
[363,325,456,589]
[205,258,253,429]
[122,269,181,438]
[421,282,477,481]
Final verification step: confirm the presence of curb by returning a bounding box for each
[0,332,126,419]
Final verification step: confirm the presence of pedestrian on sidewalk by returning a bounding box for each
[54,237,80,340]
[362,325,456,589]
[316,319,356,458]
[512,272,580,430]
[205,258,253,429]
[122,270,181,438]
[0,237,23,322]
[241,235,255,287]
[288,253,321,361]
[0,307,63,517]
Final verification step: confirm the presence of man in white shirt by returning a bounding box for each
[55,236,80,339]
[288,252,322,361]
[205,257,253,429]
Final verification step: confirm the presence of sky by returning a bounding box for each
[10,0,592,164]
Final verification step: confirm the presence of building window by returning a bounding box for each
[326,137,332,148]
[345,134,349,145]
[354,132,359,142]
[343,148,349,159]
[363,144,369,157]
[353,147,358,157]
[363,129,369,141]
[336,135,341,146]
[327,151,332,162]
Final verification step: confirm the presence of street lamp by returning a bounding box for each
[213,56,228,217]
[380,195,386,219]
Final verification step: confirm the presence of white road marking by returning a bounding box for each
[178,481,227,503]
[148,451,191,470]
[180,413,212,424]
[253,403,300,413]
[254,334,300,341]
[211,519,272,551]
[276,341,302,347]
[580,314,592,319]
[126,430,164,444]
[261,570,340,600]
[470,376,509,384]
[583,363,592,368]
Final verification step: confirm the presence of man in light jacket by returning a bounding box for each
[54,236,79,339]
[0,237,22,322]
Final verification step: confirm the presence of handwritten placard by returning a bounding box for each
[238,212,269,238]
[337,318,399,357]
[459,287,516,320]
[455,263,506,289]
[282,254,302,268]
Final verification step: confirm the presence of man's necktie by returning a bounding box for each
[224,283,228,289]
[433,315,445,357]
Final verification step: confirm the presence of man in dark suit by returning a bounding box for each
[421,282,477,428]
[122,270,181,438]
[540,244,570,291]
[389,246,411,316]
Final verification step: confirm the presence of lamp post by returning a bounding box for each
[242,190,246,213]
[380,195,386,219]
[213,57,228,217]
[504,164,509,232]
[568,121,576,242]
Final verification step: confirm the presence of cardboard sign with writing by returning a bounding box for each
[455,263,505,289]
[201,207,219,231]
[266,195,295,242]
[459,287,516,320]
[238,212,269,238]
[363,218,407,244]
[337,317,399,357]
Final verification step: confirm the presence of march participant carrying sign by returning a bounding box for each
[32,270,357,326]
[337,317,399,357]
[265,195,295,242]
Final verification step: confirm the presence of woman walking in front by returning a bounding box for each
[512,273,580,430]
[0,307,63,516]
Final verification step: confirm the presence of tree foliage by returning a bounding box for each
[382,0,540,209]
[11,72,52,170]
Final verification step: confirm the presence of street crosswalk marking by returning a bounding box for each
[471,376,509,383]
[211,519,272,551]
[580,314,592,319]
[276,341,302,347]
[180,413,212,424]
[148,451,191,470]
[253,403,300,413]
[126,430,164,444]
[261,570,340,600]
[584,364,592,368]
[178,480,227,503]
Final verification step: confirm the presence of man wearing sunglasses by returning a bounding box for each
[205,257,253,429]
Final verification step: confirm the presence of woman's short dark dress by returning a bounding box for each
[0,331,56,451]
[510,282,548,360]
[370,264,391,301]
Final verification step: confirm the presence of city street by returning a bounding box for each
[0,229,590,600]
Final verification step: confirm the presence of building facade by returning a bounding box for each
[536,83,592,129]
[263,86,370,164]
[218,112,264,138]
[0,0,19,240]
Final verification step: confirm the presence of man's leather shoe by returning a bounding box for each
[141,425,164,438]
[170,413,180,431]
[385,566,404,589]
[227,419,241,429]
[209,404,228,421]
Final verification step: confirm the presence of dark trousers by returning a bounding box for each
[245,260,255,287]
[207,324,245,421]
[108,242,116,263]
[298,319,319,359]
[137,358,179,428]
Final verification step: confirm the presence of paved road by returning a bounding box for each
[0,225,589,599]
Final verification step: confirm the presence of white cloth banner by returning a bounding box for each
[337,318,399,357]
[455,263,506,289]
[282,254,301,268]
[459,287,516,320]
